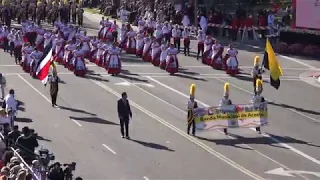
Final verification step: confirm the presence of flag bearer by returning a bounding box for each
[251,79,265,134]
[219,83,233,135]
[187,84,198,136]
[251,56,263,95]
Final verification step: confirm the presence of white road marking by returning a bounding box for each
[143,176,149,180]
[147,76,320,166]
[123,78,310,179]
[279,55,317,69]
[85,63,317,70]
[17,74,83,127]
[72,120,83,127]
[102,144,117,155]
[91,79,265,180]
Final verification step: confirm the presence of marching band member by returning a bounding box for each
[126,28,136,54]
[154,24,163,42]
[172,25,181,51]
[13,35,23,64]
[53,33,65,63]
[89,36,99,62]
[251,79,265,134]
[159,42,168,70]
[165,43,179,74]
[95,39,106,67]
[224,44,239,75]
[35,25,45,51]
[106,42,121,75]
[2,26,9,52]
[251,56,263,95]
[142,36,152,62]
[219,83,233,135]
[8,29,16,56]
[98,17,106,39]
[196,30,205,59]
[111,20,118,42]
[0,29,4,49]
[136,30,145,57]
[202,35,213,64]
[43,30,53,49]
[187,84,198,136]
[63,39,77,68]
[151,39,161,66]
[73,44,87,76]
[162,22,170,43]
[119,24,127,48]
[147,18,156,35]
[29,47,43,77]
[182,27,190,56]
[21,42,34,73]
[210,40,224,69]
[102,40,112,69]
[138,18,146,32]
[81,31,91,57]
[182,13,191,27]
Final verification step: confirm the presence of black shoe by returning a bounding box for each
[126,136,130,139]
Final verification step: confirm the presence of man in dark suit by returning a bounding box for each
[117,92,132,139]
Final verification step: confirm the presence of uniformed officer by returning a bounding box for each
[251,79,265,134]
[219,83,233,135]
[187,84,198,136]
[251,56,263,95]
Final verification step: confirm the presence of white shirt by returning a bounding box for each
[4,94,17,112]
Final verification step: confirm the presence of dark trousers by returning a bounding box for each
[184,40,190,55]
[51,93,57,105]
[120,118,129,137]
[187,120,195,135]
[14,47,22,63]
[248,30,253,40]
[173,38,180,51]
[164,33,170,43]
[3,38,9,52]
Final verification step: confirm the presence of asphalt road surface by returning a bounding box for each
[2,13,320,179]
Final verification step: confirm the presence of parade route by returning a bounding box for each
[2,15,320,179]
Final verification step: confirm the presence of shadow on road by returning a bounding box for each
[85,74,110,83]
[130,139,175,152]
[121,69,140,76]
[69,116,119,125]
[197,133,320,150]
[269,102,320,116]
[37,135,51,142]
[174,73,207,81]
[59,106,96,116]
[116,74,149,83]
[15,117,33,123]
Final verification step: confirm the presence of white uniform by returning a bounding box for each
[172,28,181,39]
[126,31,136,49]
[107,47,121,68]
[54,37,64,58]
[22,46,34,65]
[30,51,43,72]
[154,25,163,39]
[4,94,17,112]
[160,44,168,63]
[36,28,45,45]
[96,42,105,60]
[143,37,152,55]
[73,49,86,70]
[119,26,127,44]
[138,20,145,31]
[64,43,77,63]
[136,33,145,52]
[151,41,161,60]
[211,44,223,63]
[81,35,90,53]
[226,48,238,69]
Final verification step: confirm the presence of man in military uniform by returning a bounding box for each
[219,83,233,135]
[71,1,77,24]
[187,84,198,136]
[251,56,263,95]
[45,62,60,108]
[251,79,265,134]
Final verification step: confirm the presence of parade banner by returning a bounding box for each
[194,103,268,130]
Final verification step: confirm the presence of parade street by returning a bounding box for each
[3,15,320,179]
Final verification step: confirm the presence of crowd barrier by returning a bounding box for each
[0,131,40,180]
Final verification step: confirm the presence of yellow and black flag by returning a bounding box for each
[262,39,283,89]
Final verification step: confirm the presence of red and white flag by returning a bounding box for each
[36,41,53,84]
